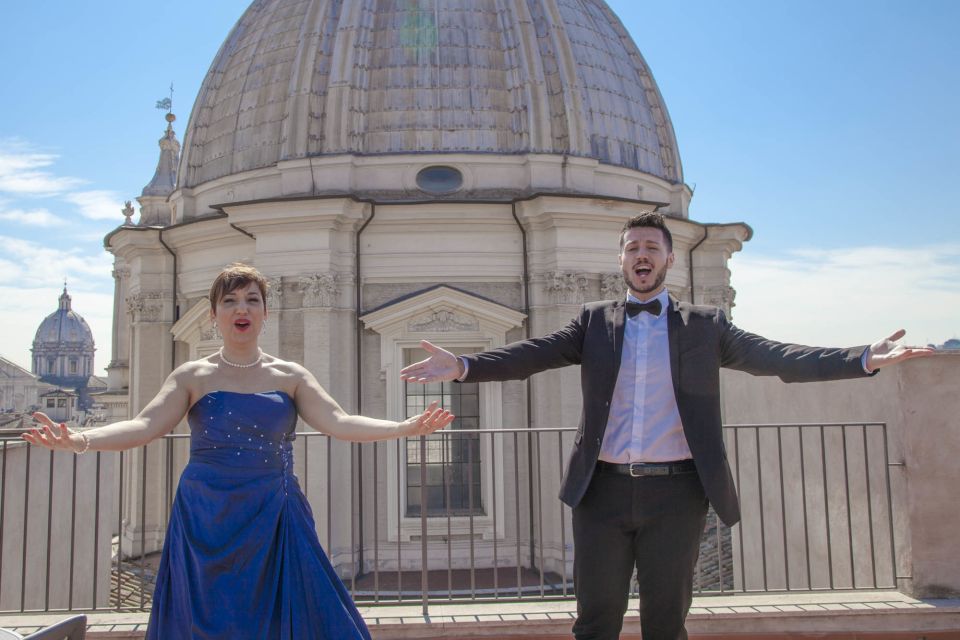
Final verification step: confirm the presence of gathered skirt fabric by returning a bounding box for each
[146,390,371,640]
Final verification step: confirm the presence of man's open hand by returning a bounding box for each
[865,329,936,371]
[399,340,464,383]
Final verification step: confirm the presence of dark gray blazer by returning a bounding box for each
[463,296,872,526]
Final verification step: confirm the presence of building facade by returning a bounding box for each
[0,356,54,415]
[105,0,751,574]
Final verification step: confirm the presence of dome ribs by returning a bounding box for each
[178,0,683,188]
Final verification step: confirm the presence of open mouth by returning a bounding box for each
[634,264,653,277]
[234,319,251,330]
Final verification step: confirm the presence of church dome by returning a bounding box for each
[179,0,683,191]
[31,287,95,388]
[33,288,94,348]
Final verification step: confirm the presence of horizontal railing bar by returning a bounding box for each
[3,579,905,616]
[724,422,885,429]
[0,422,889,443]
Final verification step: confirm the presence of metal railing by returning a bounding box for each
[0,422,898,615]
[724,422,897,593]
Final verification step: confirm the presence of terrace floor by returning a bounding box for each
[2,591,959,639]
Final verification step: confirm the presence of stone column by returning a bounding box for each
[298,271,359,573]
[687,224,751,315]
[106,263,131,393]
[105,227,177,558]
[529,270,589,576]
[260,276,283,356]
[121,284,175,557]
[299,273,342,388]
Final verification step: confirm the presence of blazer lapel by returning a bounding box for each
[667,295,688,395]
[608,300,627,365]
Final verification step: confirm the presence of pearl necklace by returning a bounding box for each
[218,347,262,368]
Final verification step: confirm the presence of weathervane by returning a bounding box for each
[155,83,174,113]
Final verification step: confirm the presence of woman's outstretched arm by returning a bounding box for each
[291,363,454,442]
[23,365,194,453]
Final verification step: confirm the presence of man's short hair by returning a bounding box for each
[208,263,269,311]
[619,212,673,251]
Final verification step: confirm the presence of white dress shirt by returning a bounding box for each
[598,289,692,463]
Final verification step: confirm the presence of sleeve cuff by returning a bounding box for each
[860,348,875,375]
[456,356,470,382]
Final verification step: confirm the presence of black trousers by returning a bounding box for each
[571,467,708,640]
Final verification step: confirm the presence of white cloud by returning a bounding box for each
[0,207,66,227]
[0,146,86,196]
[0,235,113,286]
[64,190,126,221]
[0,142,125,226]
[729,244,960,348]
[0,147,57,174]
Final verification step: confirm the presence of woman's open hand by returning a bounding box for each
[401,400,455,437]
[22,412,85,453]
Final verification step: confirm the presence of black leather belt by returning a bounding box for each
[597,459,696,477]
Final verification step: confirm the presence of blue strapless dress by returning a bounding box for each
[146,390,371,639]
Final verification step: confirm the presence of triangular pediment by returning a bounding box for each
[360,286,525,337]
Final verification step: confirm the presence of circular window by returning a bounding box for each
[416,166,463,193]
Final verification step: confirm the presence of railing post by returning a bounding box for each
[419,435,429,617]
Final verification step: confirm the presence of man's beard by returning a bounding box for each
[621,263,667,297]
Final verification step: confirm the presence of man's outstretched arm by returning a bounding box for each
[401,311,587,384]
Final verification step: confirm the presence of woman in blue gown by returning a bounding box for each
[24,263,455,639]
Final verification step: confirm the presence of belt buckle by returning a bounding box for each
[629,463,668,477]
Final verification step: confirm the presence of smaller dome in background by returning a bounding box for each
[32,287,95,350]
[31,286,96,409]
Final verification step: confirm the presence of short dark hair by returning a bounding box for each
[208,263,269,311]
[619,212,673,251]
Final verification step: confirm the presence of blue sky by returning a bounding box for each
[1,0,958,376]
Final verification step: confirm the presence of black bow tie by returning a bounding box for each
[625,299,662,318]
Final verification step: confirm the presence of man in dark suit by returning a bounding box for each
[400,212,932,640]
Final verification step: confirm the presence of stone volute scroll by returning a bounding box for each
[700,285,735,315]
[600,273,627,301]
[298,273,340,308]
[265,277,283,310]
[125,293,144,319]
[543,271,589,305]
[125,291,166,323]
